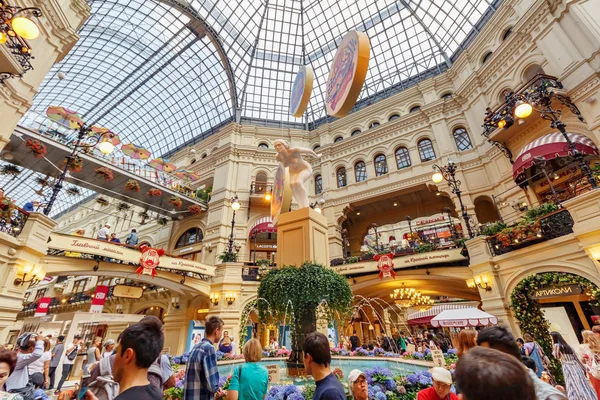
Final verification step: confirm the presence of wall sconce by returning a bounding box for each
[204,243,213,253]
[115,304,123,314]
[171,296,180,309]
[210,292,219,306]
[13,264,45,286]
[225,292,237,305]
[466,275,492,291]
[234,243,241,253]
[511,200,528,212]
[368,324,374,330]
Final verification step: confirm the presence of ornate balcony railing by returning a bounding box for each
[242,266,259,281]
[250,181,273,195]
[0,207,29,238]
[486,209,574,256]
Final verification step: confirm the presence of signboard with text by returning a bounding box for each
[266,364,280,383]
[90,285,109,313]
[35,297,52,317]
[529,284,582,299]
[332,248,467,275]
[431,350,446,367]
[112,285,144,299]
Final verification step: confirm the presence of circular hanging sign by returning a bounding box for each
[271,163,292,225]
[325,30,370,118]
[290,66,314,117]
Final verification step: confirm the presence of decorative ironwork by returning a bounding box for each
[0,207,28,237]
[242,266,259,281]
[486,209,574,256]
[432,160,474,238]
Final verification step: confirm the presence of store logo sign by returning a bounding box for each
[529,284,582,299]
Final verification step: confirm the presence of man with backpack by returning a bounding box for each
[5,332,44,394]
[85,316,165,400]
[49,335,65,390]
[54,334,82,395]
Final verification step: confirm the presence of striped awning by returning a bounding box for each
[249,217,277,238]
[513,132,599,184]
[407,303,478,325]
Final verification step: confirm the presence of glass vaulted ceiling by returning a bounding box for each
[20,0,499,159]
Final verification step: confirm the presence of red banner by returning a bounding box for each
[35,297,52,317]
[90,285,109,313]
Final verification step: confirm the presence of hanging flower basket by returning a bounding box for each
[147,188,162,197]
[125,179,141,192]
[169,196,182,208]
[96,197,109,206]
[94,167,114,182]
[65,186,81,196]
[0,164,21,177]
[117,203,130,211]
[60,156,83,173]
[157,217,168,226]
[0,195,17,220]
[25,139,47,158]
[188,205,202,215]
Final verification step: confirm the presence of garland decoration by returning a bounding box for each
[94,167,114,182]
[125,179,141,192]
[65,186,81,196]
[510,272,600,384]
[25,139,47,158]
[0,194,17,220]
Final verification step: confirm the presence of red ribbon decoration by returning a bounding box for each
[136,244,165,277]
[373,253,396,280]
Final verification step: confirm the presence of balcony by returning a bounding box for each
[0,207,29,237]
[250,181,273,196]
[486,209,574,256]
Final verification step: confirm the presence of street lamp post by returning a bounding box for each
[442,207,457,240]
[370,223,380,252]
[44,125,115,216]
[405,216,413,247]
[431,161,474,239]
[228,195,240,254]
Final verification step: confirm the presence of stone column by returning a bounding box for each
[208,262,244,349]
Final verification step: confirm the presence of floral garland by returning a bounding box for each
[188,205,202,215]
[147,188,162,197]
[125,179,141,192]
[169,196,182,208]
[25,139,47,158]
[94,167,114,182]
[510,272,599,384]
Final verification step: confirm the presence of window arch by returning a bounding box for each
[334,136,343,143]
[189,158,197,165]
[522,64,544,83]
[418,139,436,162]
[351,129,361,136]
[201,153,207,159]
[481,51,493,64]
[409,105,421,113]
[388,114,400,121]
[315,174,322,195]
[374,154,388,176]
[258,142,269,148]
[255,171,268,183]
[441,92,453,99]
[502,26,513,41]
[395,147,411,169]
[355,161,367,182]
[369,121,380,129]
[336,168,347,188]
[313,145,321,151]
[453,127,473,151]
[175,228,203,248]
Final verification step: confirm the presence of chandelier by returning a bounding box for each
[390,283,419,308]
[413,294,435,311]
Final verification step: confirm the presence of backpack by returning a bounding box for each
[88,356,120,400]
[66,345,78,361]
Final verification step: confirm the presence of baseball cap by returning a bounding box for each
[348,369,367,386]
[431,367,452,385]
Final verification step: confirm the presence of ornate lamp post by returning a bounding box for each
[44,125,116,215]
[370,223,380,252]
[405,216,413,247]
[442,206,457,240]
[228,195,240,254]
[431,160,474,239]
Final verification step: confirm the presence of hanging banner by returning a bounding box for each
[90,285,109,313]
[35,297,52,317]
[373,253,396,280]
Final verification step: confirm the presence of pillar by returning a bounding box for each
[276,207,330,267]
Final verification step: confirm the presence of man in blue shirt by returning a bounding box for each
[22,199,41,212]
[125,229,139,246]
[304,332,346,400]
[184,316,224,400]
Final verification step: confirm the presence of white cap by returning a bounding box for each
[431,367,452,385]
[105,223,111,227]
[348,369,366,386]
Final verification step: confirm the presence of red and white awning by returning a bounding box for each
[249,217,277,238]
[431,308,498,327]
[407,303,477,325]
[513,132,598,184]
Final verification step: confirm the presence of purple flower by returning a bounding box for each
[447,348,458,355]
[405,373,419,385]
[384,378,397,391]
[375,392,386,400]
[419,376,432,386]
[413,352,424,359]
[215,351,225,361]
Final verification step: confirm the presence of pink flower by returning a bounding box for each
[450,364,456,369]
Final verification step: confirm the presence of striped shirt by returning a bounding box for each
[183,338,219,400]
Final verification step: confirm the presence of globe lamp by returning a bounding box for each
[514,101,533,119]
[98,139,115,155]
[11,16,39,40]
[432,172,443,184]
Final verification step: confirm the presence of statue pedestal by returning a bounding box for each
[276,208,330,267]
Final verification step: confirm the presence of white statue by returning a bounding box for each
[274,139,321,209]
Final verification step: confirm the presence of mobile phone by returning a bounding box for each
[77,387,88,400]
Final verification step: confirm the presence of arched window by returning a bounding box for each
[502,27,513,41]
[189,158,197,165]
[201,153,207,159]
[313,145,321,151]
[482,51,493,64]
[388,114,400,121]
[334,136,343,143]
[258,142,269,148]
[315,174,322,195]
[175,228,203,248]
[336,168,347,188]
[374,154,388,176]
[523,64,544,83]
[441,92,453,99]
[351,130,361,136]
[254,172,268,194]
[395,147,411,169]
[418,139,436,162]
[409,106,421,113]
[355,161,367,182]
[369,121,380,129]
[453,128,473,151]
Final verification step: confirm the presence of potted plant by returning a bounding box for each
[0,164,21,177]
[217,251,237,263]
[188,205,203,215]
[25,139,47,158]
[169,196,182,208]
[94,167,114,182]
[157,217,168,226]
[125,179,141,192]
[146,188,162,197]
[117,203,130,212]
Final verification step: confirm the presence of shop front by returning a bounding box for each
[249,217,277,264]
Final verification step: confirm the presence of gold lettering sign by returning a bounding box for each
[112,285,144,299]
[529,284,582,300]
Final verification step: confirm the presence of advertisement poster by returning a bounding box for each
[89,285,109,313]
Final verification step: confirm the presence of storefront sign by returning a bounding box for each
[90,285,109,313]
[47,233,216,276]
[35,297,52,317]
[529,284,582,299]
[112,285,144,299]
[416,216,445,226]
[266,364,280,383]
[431,350,446,367]
[332,248,467,275]
[256,244,277,249]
